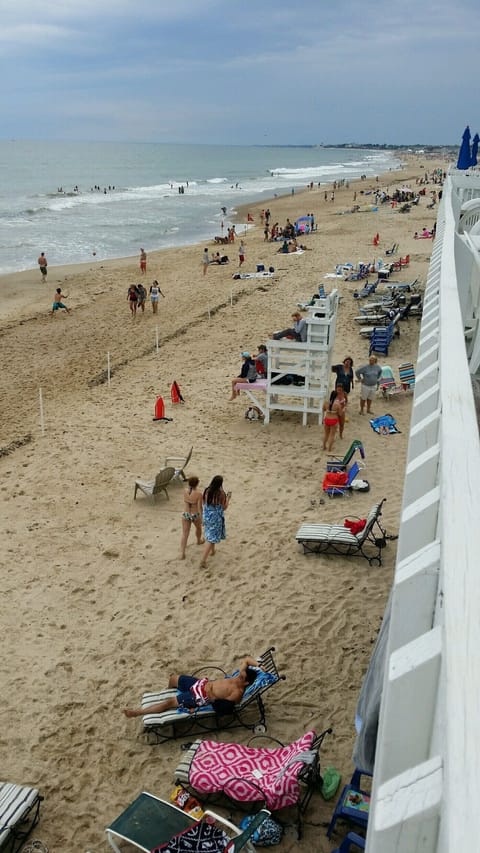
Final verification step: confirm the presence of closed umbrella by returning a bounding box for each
[471,133,479,167]
[457,125,472,170]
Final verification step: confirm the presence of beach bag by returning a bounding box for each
[239,814,283,846]
[321,766,342,800]
[245,406,260,421]
[351,479,370,492]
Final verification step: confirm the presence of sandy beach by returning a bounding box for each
[0,155,446,851]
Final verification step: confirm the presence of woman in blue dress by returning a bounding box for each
[200,475,231,568]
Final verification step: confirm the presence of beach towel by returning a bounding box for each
[370,414,401,435]
[322,471,349,491]
[188,731,316,811]
[152,822,229,853]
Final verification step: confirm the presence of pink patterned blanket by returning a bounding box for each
[189,731,316,811]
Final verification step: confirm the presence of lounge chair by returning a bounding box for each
[163,446,193,482]
[106,791,270,853]
[354,310,389,324]
[345,263,370,282]
[353,280,378,299]
[326,768,372,839]
[383,277,418,292]
[174,728,332,840]
[139,647,285,744]
[134,467,176,501]
[326,439,365,472]
[295,499,388,566]
[358,310,400,337]
[0,781,43,853]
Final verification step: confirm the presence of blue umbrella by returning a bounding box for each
[471,133,479,167]
[457,125,471,169]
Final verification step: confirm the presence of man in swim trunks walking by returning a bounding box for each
[140,248,147,274]
[38,252,48,279]
[123,656,260,717]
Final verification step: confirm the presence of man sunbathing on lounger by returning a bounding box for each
[123,656,260,718]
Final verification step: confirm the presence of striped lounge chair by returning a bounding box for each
[0,782,43,853]
[139,648,285,744]
[295,499,387,566]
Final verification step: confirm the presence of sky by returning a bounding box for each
[0,0,478,146]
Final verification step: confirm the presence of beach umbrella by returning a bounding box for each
[471,133,479,167]
[457,125,472,170]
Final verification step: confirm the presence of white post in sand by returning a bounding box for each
[155,325,159,353]
[107,351,111,386]
[39,387,45,436]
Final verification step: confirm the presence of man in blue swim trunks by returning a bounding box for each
[50,287,71,316]
[123,656,260,718]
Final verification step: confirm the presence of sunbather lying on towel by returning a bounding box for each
[123,656,261,718]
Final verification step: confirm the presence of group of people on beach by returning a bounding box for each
[127,281,164,316]
[180,475,231,569]
[322,355,383,450]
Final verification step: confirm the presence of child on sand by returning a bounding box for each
[50,287,70,315]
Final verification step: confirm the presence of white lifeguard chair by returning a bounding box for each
[264,290,339,425]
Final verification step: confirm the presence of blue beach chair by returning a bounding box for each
[323,461,362,497]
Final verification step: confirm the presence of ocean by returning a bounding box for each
[0,141,401,275]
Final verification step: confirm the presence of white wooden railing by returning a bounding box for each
[365,171,480,852]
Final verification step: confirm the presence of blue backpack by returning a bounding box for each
[239,814,283,846]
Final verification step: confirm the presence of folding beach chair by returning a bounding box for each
[398,361,415,391]
[378,366,402,398]
[174,728,332,840]
[139,648,285,744]
[106,791,270,853]
[326,439,365,472]
[0,781,43,853]
[322,462,365,498]
[385,242,398,256]
[369,320,397,356]
[295,499,388,566]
